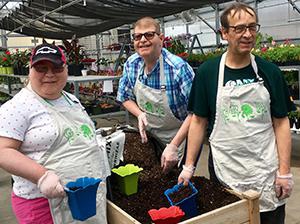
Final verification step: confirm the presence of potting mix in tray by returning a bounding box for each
[110,131,240,223]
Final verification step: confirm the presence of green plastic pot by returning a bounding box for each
[112,164,143,196]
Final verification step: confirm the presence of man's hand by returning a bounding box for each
[275,171,294,200]
[138,112,148,143]
[178,165,195,186]
[161,144,178,173]
[37,170,65,199]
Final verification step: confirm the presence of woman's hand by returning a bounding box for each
[38,171,65,198]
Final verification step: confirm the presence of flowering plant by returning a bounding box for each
[63,35,85,65]
[0,50,13,67]
[163,35,188,56]
[12,49,31,66]
[252,33,300,64]
[186,48,225,67]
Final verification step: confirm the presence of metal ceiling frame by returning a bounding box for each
[0,0,234,39]
[5,0,82,36]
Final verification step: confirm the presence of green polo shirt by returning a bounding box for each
[188,55,296,137]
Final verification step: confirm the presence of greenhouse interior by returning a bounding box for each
[0,0,300,224]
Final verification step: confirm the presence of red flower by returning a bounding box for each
[5,51,11,55]
[177,52,189,58]
[163,37,173,48]
[261,47,268,52]
[284,39,291,45]
[2,57,7,61]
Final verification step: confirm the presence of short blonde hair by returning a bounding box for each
[133,17,160,33]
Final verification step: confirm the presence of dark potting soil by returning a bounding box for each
[68,187,82,191]
[110,132,240,224]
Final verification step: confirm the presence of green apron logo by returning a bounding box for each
[139,99,165,117]
[63,124,94,144]
[81,124,94,140]
[63,128,75,143]
[221,102,268,123]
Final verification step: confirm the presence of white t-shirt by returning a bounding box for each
[0,87,82,199]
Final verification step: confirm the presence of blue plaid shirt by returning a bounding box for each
[117,48,195,121]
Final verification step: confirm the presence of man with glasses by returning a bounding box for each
[117,17,195,173]
[178,3,295,224]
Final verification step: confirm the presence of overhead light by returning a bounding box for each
[20,28,22,32]
[43,16,46,22]
[83,0,86,6]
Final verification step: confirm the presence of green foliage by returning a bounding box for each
[0,50,13,67]
[186,48,225,64]
[63,35,85,65]
[288,110,300,119]
[12,49,30,66]
[163,37,186,55]
[253,33,300,64]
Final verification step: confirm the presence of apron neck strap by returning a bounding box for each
[44,92,73,106]
[159,55,166,88]
[219,52,261,87]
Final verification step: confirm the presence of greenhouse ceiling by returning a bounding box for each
[0,0,232,39]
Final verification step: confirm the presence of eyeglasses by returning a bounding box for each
[228,23,260,34]
[132,31,159,41]
[34,65,65,74]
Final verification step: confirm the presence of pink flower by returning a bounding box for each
[271,40,276,46]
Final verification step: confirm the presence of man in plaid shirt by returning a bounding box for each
[117,17,195,173]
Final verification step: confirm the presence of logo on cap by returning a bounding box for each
[36,46,57,55]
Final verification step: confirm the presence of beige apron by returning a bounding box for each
[133,56,185,157]
[25,87,108,223]
[209,52,285,212]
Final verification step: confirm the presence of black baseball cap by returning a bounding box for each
[30,43,66,67]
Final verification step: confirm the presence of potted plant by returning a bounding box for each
[252,35,300,65]
[0,50,14,74]
[63,35,85,76]
[288,110,299,129]
[12,49,30,75]
[163,36,186,56]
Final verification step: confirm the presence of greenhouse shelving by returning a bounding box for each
[0,74,129,124]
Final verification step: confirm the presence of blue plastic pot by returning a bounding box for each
[65,177,101,221]
[164,182,199,218]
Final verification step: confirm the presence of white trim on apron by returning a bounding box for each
[209,52,285,212]
[25,87,109,223]
[133,55,185,156]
